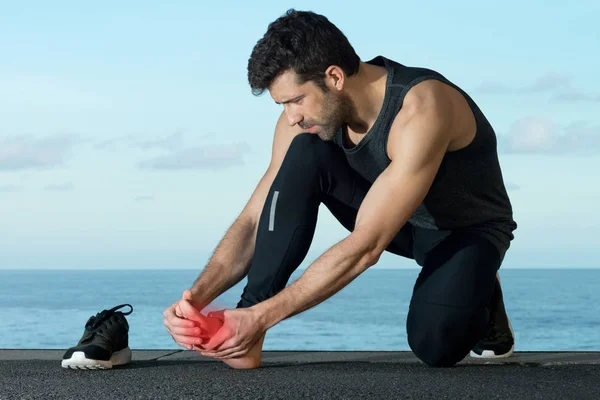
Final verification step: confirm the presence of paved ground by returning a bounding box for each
[1,350,599,399]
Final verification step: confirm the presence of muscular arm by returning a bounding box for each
[254,83,454,328]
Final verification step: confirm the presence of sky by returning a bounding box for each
[1,1,599,269]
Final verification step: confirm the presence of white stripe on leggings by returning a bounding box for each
[269,191,279,231]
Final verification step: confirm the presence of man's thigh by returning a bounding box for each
[406,231,501,366]
[411,230,501,307]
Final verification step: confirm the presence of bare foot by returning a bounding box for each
[220,333,266,370]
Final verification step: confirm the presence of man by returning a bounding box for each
[163,9,517,369]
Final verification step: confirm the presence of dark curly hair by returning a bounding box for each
[247,9,361,96]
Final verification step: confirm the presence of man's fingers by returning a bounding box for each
[163,303,206,350]
[209,343,243,358]
[169,331,206,346]
[211,336,238,356]
[164,324,194,350]
[179,299,209,329]
[162,306,198,330]
[163,304,177,318]
[164,303,189,322]
[176,341,193,350]
[174,303,183,318]
[219,349,248,360]
[202,324,233,351]
[207,310,225,323]
[165,323,197,338]
[164,315,197,329]
[164,319,203,336]
[200,343,247,359]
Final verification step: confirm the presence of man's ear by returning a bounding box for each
[324,65,346,91]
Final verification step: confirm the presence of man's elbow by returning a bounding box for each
[348,231,385,269]
[351,249,380,273]
[364,248,383,268]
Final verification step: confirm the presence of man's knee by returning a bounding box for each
[271,133,329,194]
[285,132,339,164]
[407,302,487,368]
[287,133,323,157]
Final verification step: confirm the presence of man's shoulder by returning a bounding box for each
[399,79,454,118]
[388,79,464,144]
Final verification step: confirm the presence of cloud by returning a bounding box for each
[94,134,137,151]
[138,142,251,170]
[560,121,600,152]
[0,134,80,171]
[498,117,600,154]
[475,73,599,102]
[551,90,600,103]
[94,131,189,152]
[45,182,75,192]
[94,132,250,170]
[0,184,23,192]
[135,195,154,201]
[136,131,184,151]
[501,117,560,154]
[521,73,571,93]
[473,82,512,94]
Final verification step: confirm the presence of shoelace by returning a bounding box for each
[86,304,133,330]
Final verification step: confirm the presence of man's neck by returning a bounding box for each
[344,62,388,137]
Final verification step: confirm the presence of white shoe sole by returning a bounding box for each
[470,272,515,359]
[470,345,514,359]
[61,347,132,369]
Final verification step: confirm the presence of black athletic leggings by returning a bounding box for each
[236,133,501,367]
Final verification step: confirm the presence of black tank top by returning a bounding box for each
[332,55,517,260]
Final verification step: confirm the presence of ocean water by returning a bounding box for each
[1,268,599,351]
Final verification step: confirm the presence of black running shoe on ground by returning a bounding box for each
[62,304,133,369]
[470,272,515,358]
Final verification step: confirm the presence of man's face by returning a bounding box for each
[269,70,353,141]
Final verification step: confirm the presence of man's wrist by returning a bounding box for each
[188,287,212,311]
[252,299,284,331]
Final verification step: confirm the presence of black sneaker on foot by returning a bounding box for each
[470,273,515,358]
[62,304,133,369]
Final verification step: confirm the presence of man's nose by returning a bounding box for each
[286,109,302,126]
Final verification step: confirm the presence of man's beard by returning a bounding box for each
[307,91,355,142]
